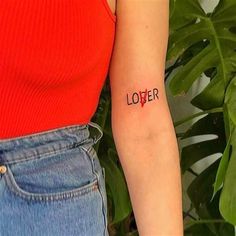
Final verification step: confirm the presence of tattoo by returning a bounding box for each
[126,87,159,107]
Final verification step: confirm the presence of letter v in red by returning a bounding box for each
[139,88,148,107]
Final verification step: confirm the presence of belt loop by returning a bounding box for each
[88,121,103,145]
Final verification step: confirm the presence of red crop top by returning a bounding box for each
[0,0,116,139]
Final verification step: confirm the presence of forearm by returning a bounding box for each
[108,0,182,234]
[111,86,183,235]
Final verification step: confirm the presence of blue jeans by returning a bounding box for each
[0,122,108,236]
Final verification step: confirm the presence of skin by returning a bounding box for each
[126,88,159,107]
[107,0,183,235]
[107,0,116,14]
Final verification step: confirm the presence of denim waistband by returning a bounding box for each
[0,121,103,165]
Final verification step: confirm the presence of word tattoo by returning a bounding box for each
[126,87,159,107]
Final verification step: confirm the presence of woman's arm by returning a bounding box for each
[108,0,183,235]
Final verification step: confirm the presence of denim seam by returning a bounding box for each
[0,125,88,144]
[2,140,89,165]
[80,145,107,236]
[3,166,99,202]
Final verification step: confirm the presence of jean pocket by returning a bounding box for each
[2,146,99,202]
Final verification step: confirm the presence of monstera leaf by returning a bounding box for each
[167,0,236,229]
[180,112,226,174]
[168,0,236,110]
[218,77,236,225]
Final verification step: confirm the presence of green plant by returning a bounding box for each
[167,0,236,235]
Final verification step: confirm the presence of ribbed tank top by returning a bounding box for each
[0,0,116,139]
